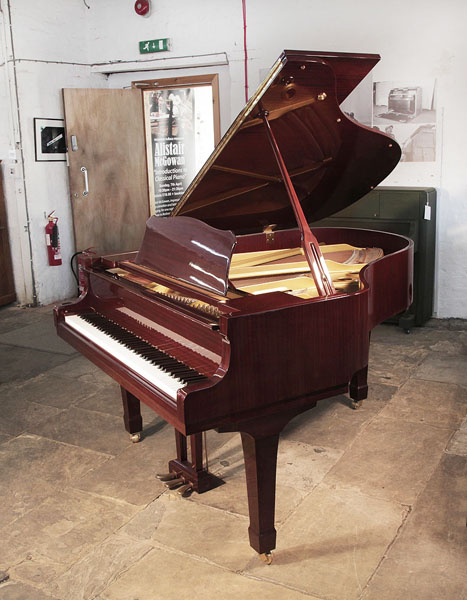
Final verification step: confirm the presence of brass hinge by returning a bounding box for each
[263,224,276,243]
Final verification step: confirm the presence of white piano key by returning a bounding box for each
[64,314,183,400]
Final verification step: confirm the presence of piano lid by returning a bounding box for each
[172,50,401,233]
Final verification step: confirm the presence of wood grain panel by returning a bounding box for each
[63,88,149,255]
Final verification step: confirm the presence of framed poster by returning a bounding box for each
[134,74,220,216]
[34,118,66,161]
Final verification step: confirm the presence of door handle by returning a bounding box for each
[80,166,89,196]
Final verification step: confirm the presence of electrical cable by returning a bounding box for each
[70,251,83,293]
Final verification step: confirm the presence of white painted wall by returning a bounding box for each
[0,0,106,305]
[1,0,466,317]
[16,62,108,304]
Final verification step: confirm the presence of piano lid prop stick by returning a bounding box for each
[258,108,335,296]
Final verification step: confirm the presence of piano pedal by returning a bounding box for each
[176,483,193,497]
[259,552,273,565]
[156,472,178,482]
[130,432,142,443]
[164,477,185,489]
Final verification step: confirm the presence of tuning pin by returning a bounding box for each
[156,472,177,481]
[176,483,193,497]
[165,477,185,489]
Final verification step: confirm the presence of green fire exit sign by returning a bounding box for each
[139,38,170,54]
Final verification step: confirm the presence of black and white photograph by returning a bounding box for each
[33,118,66,161]
[373,80,437,162]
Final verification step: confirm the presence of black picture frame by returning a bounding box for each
[34,118,66,162]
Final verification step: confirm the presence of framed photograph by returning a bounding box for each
[34,118,66,161]
[373,80,437,162]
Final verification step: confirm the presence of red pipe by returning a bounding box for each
[242,0,248,103]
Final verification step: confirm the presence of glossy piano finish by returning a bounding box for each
[55,223,412,557]
[55,269,229,432]
[55,50,414,559]
[173,50,401,232]
[135,215,237,296]
[180,226,412,432]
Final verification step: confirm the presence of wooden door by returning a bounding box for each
[0,162,16,305]
[63,89,149,255]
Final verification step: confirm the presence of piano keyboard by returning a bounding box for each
[64,312,207,400]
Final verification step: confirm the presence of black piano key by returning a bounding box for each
[80,312,207,385]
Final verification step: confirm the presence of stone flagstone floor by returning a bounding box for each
[0,303,466,600]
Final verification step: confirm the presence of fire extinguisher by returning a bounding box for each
[45,211,62,266]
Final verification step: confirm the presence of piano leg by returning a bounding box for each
[175,429,188,461]
[349,365,368,409]
[121,387,142,442]
[219,406,315,560]
[241,431,279,557]
[190,433,203,470]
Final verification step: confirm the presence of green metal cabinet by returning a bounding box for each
[311,187,437,329]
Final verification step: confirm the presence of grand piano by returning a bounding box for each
[55,50,413,562]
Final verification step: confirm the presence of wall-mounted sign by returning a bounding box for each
[137,75,220,217]
[139,38,170,54]
[145,87,198,216]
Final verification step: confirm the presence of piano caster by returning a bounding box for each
[351,400,361,410]
[130,432,142,443]
[156,472,178,482]
[259,552,273,565]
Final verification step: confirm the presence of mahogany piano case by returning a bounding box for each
[55,50,413,560]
